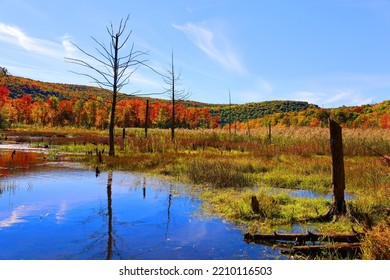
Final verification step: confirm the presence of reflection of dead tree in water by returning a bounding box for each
[106,169,113,260]
[78,170,131,259]
[104,170,129,259]
[165,184,173,241]
[143,177,146,199]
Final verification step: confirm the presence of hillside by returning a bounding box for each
[210,101,318,126]
[0,72,316,113]
[1,71,389,129]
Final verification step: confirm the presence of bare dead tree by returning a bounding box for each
[228,89,232,135]
[144,99,150,138]
[161,51,190,141]
[65,15,149,156]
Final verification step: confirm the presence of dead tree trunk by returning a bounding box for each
[329,119,347,217]
[268,123,272,142]
[144,99,149,138]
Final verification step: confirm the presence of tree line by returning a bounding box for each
[0,85,219,130]
[224,101,390,130]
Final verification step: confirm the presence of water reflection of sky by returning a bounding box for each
[264,187,355,200]
[0,168,285,260]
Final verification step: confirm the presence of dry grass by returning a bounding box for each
[361,220,390,259]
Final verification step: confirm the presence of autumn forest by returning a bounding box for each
[1,68,389,130]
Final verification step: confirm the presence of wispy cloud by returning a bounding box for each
[234,77,275,103]
[324,90,353,104]
[173,22,245,74]
[294,91,324,105]
[61,34,77,57]
[0,23,68,58]
[289,72,389,107]
[324,90,374,106]
[292,89,374,107]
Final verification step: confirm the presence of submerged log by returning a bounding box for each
[245,232,363,258]
[244,232,362,244]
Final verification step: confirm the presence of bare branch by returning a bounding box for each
[66,41,112,69]
[65,57,113,86]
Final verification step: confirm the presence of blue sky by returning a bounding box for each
[0,0,389,107]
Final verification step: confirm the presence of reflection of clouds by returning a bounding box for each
[168,219,209,246]
[56,201,67,223]
[0,200,69,228]
[0,205,28,228]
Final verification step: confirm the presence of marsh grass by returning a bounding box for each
[185,158,255,188]
[199,187,338,233]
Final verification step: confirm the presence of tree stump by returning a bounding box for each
[328,119,347,218]
[251,196,260,214]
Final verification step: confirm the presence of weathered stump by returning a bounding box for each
[251,196,260,214]
[328,119,347,218]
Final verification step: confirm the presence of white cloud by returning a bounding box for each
[0,23,67,58]
[173,22,246,74]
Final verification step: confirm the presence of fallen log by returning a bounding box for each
[244,231,362,245]
[284,243,362,257]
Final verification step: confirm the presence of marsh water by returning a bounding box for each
[0,147,286,260]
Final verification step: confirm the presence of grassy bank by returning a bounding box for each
[2,125,389,259]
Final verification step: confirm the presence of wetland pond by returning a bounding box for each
[0,147,286,260]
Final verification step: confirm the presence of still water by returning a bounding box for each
[0,152,284,260]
